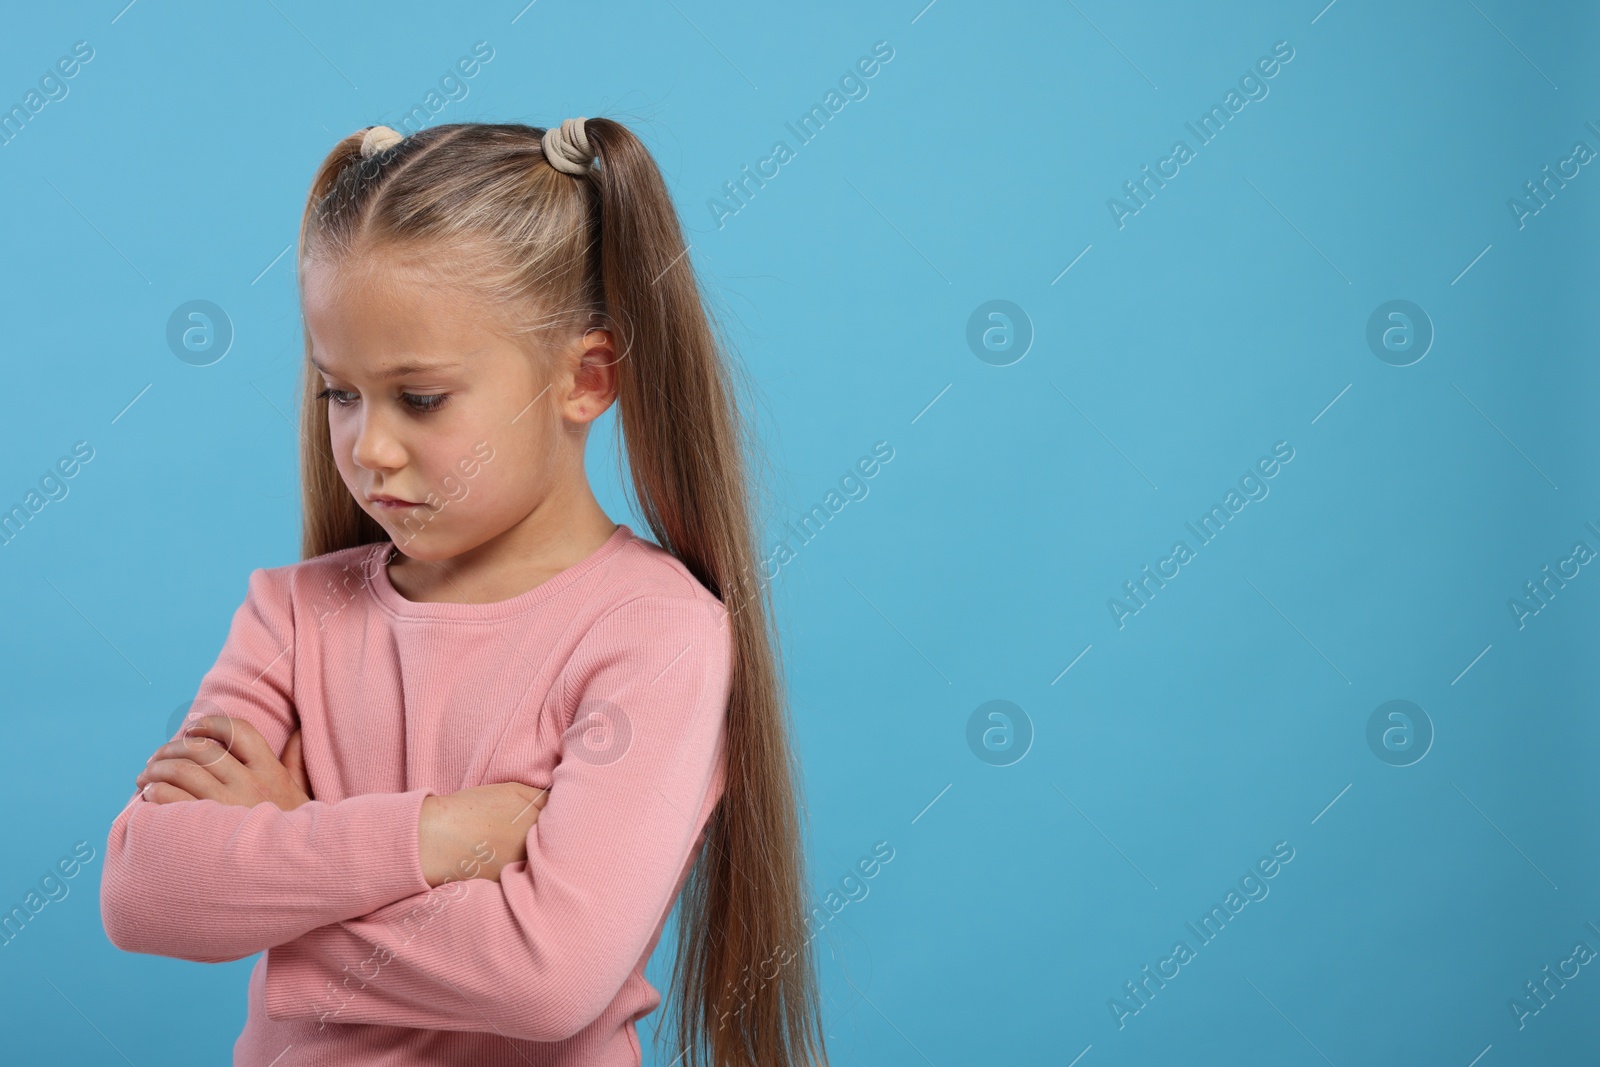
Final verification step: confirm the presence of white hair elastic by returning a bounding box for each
[541,116,595,175]
[360,125,404,158]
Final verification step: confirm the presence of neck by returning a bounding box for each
[387,490,617,605]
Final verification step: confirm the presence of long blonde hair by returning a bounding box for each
[294,120,827,1067]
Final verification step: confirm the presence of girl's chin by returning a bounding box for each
[374,516,443,547]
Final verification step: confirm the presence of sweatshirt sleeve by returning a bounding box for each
[99,565,435,964]
[259,593,733,1042]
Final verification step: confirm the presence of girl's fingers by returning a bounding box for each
[150,729,233,771]
[142,781,198,804]
[138,715,304,811]
[175,716,274,770]
[282,729,311,797]
[147,733,228,769]
[138,758,231,800]
[194,715,276,769]
[144,735,249,788]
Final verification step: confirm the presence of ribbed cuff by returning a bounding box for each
[334,788,435,903]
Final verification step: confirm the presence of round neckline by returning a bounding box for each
[366,522,635,622]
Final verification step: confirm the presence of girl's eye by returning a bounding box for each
[315,387,450,414]
[315,387,357,406]
[404,393,450,413]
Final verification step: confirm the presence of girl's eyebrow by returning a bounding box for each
[311,356,463,379]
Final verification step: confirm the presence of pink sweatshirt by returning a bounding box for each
[100,523,733,1066]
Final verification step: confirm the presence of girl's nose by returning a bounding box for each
[351,411,406,471]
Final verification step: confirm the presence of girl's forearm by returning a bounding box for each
[102,788,434,962]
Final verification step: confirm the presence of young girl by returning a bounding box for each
[100,117,827,1067]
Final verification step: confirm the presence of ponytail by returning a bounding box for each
[584,117,829,1067]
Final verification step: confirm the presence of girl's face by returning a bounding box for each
[301,253,614,563]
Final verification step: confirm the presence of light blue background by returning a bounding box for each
[2,1,1597,1064]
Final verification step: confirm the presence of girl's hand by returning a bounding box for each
[134,716,313,813]
[281,728,313,802]
[418,783,549,888]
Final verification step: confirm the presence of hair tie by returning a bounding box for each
[361,125,404,158]
[541,117,595,176]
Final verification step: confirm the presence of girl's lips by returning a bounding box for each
[371,497,424,509]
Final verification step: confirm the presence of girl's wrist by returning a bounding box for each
[418,793,491,888]
[418,794,452,888]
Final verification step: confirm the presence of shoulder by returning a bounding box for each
[246,542,387,617]
[593,532,728,622]
[563,534,734,675]
[556,585,735,734]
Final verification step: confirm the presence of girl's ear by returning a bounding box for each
[579,329,620,391]
[567,328,620,422]
[581,327,621,369]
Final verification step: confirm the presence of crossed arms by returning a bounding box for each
[100,568,732,1042]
